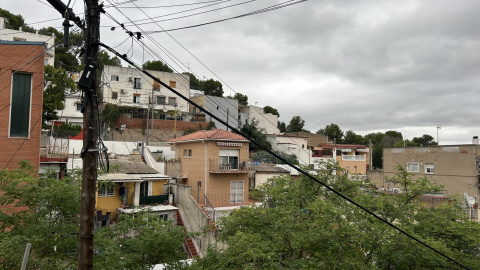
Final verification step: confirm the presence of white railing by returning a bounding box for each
[349,175,367,180]
[341,154,366,161]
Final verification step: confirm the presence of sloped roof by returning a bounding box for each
[250,162,290,173]
[108,159,159,174]
[168,129,248,143]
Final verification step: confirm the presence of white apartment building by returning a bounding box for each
[239,105,280,134]
[102,65,190,114]
[0,17,55,66]
[266,134,312,166]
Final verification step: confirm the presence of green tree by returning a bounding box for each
[412,134,437,146]
[317,123,343,143]
[343,130,364,144]
[94,211,187,269]
[98,49,121,68]
[278,121,286,133]
[286,116,305,133]
[233,93,248,106]
[42,65,76,128]
[252,150,298,165]
[202,79,223,96]
[142,60,173,72]
[0,8,35,33]
[183,72,202,90]
[38,26,84,71]
[264,106,279,116]
[238,119,271,152]
[191,164,480,269]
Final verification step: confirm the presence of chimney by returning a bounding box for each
[473,136,479,145]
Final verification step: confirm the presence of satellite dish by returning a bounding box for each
[163,107,167,113]
[464,193,475,207]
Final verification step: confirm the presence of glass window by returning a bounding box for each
[230,181,244,203]
[168,97,176,106]
[112,92,118,99]
[10,73,31,137]
[156,96,165,105]
[133,77,142,89]
[98,183,114,197]
[133,94,141,103]
[407,162,419,172]
[111,75,119,81]
[76,102,82,111]
[425,163,434,174]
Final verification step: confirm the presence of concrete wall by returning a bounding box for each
[114,117,208,131]
[176,184,225,257]
[383,145,480,198]
[190,95,238,131]
[254,172,289,187]
[266,135,311,166]
[240,105,280,135]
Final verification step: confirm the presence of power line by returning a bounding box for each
[97,43,470,269]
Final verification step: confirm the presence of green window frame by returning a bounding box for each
[10,73,32,138]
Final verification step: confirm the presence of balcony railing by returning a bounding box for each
[40,145,68,158]
[139,194,169,205]
[209,159,249,173]
[341,154,366,161]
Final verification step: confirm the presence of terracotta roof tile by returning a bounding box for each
[168,129,248,143]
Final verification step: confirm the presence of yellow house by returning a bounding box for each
[316,143,370,178]
[96,159,171,224]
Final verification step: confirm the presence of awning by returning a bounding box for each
[98,173,171,183]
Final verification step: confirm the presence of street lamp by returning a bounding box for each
[437,126,441,145]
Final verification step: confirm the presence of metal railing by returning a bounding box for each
[205,193,244,207]
[341,154,366,161]
[464,208,478,220]
[208,159,249,172]
[185,239,193,258]
[204,195,216,223]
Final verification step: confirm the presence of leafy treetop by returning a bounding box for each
[142,60,173,73]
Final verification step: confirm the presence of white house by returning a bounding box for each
[102,65,190,115]
[266,134,312,167]
[0,17,55,66]
[239,105,280,134]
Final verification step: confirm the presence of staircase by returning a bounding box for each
[199,204,215,227]
[176,209,198,258]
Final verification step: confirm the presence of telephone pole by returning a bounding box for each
[78,0,100,268]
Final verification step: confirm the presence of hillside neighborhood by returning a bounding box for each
[1,5,480,270]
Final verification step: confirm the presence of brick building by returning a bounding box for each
[0,41,45,170]
[168,130,250,206]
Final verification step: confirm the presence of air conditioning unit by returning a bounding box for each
[391,188,402,194]
[120,89,126,94]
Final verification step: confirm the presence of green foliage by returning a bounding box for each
[317,123,344,143]
[142,60,173,72]
[38,27,84,71]
[0,8,35,33]
[53,122,82,138]
[233,93,248,106]
[264,106,279,116]
[286,115,305,133]
[94,211,187,269]
[102,104,144,128]
[277,121,286,133]
[202,79,223,97]
[99,50,121,68]
[183,72,202,90]
[0,161,81,269]
[42,65,76,128]
[253,150,298,165]
[191,165,480,269]
[343,130,364,144]
[238,119,271,152]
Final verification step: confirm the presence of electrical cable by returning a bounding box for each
[96,42,470,270]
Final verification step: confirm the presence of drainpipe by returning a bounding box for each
[203,139,208,203]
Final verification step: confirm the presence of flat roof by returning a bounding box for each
[0,40,45,46]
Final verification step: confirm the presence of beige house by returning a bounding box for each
[168,129,250,207]
[315,143,370,177]
[374,143,480,200]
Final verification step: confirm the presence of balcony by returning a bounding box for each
[209,159,249,173]
[341,154,366,161]
[139,194,169,205]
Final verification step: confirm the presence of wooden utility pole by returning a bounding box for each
[78,0,100,268]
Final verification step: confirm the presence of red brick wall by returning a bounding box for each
[0,43,44,171]
[114,118,209,131]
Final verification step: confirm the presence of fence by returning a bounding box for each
[139,194,169,205]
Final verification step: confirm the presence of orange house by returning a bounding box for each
[168,130,250,207]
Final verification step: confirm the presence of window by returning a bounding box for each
[230,181,244,203]
[112,92,118,99]
[425,163,434,174]
[98,183,114,197]
[169,81,176,88]
[133,77,142,89]
[111,75,119,81]
[407,162,419,172]
[168,97,177,106]
[133,94,141,103]
[140,181,152,197]
[10,73,32,137]
[183,149,192,158]
[44,59,49,65]
[153,78,160,90]
[76,102,82,111]
[156,96,165,105]
[219,149,239,170]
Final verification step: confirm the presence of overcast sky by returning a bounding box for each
[4,0,480,145]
